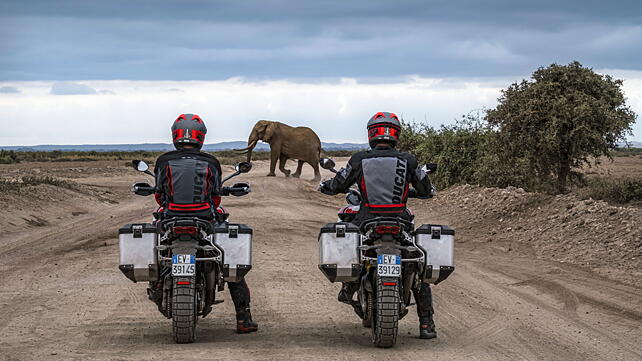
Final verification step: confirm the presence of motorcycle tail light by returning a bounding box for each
[173,226,198,234]
[375,225,401,235]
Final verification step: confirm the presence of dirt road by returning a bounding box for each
[1,160,641,361]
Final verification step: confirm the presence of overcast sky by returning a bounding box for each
[1,0,641,145]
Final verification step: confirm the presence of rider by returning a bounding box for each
[319,111,438,339]
[154,113,258,334]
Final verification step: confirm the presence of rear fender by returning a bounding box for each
[170,240,199,256]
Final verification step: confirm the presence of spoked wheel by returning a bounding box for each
[171,276,197,343]
[371,276,400,348]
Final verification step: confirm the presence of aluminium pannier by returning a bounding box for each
[118,223,159,282]
[318,222,361,282]
[415,224,455,284]
[213,223,252,282]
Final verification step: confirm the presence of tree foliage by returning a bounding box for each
[485,61,636,193]
[399,113,491,189]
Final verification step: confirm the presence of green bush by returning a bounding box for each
[486,61,636,193]
[0,149,357,166]
[399,115,492,189]
[0,150,19,164]
[611,147,642,157]
[577,177,642,204]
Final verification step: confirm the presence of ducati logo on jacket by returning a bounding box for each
[327,145,433,216]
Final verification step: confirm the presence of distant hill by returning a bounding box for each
[0,141,368,152]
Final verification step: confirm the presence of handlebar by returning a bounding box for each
[220,184,251,197]
[321,186,433,199]
[408,188,434,199]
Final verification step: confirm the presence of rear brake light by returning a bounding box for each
[173,226,198,234]
[176,281,191,285]
[375,225,401,235]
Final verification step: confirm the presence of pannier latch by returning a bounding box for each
[431,226,441,239]
[132,224,143,238]
[336,224,346,238]
[229,225,239,239]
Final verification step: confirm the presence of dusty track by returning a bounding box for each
[1,160,641,361]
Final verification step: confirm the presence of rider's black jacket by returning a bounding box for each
[154,148,222,219]
[325,144,433,221]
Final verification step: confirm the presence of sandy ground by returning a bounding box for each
[0,159,641,361]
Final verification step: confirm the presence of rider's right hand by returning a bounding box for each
[318,180,334,195]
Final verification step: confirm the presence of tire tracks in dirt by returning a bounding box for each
[1,161,641,361]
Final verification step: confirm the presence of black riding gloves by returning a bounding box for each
[319,180,335,195]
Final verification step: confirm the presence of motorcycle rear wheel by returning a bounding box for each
[372,276,400,348]
[172,276,197,343]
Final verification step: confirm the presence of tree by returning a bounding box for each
[485,61,637,193]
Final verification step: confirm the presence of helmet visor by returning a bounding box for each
[173,129,205,143]
[368,126,400,140]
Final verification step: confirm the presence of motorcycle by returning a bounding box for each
[118,160,253,343]
[317,158,454,348]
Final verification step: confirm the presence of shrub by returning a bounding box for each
[577,177,642,204]
[399,113,497,190]
[486,61,636,193]
[0,150,19,164]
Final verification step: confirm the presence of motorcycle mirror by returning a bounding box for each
[319,158,336,170]
[132,160,149,172]
[423,163,438,174]
[235,161,252,173]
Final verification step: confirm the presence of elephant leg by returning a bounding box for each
[292,160,304,178]
[311,161,321,181]
[279,155,291,177]
[267,147,279,177]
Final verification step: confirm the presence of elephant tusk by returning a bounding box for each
[234,140,258,152]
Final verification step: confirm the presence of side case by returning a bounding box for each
[415,224,455,284]
[118,223,159,283]
[318,222,361,282]
[213,223,252,282]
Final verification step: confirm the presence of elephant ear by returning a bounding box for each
[264,122,278,142]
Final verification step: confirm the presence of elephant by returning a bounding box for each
[235,120,322,180]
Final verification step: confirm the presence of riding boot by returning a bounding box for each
[228,279,258,333]
[419,316,437,339]
[338,282,359,304]
[413,283,437,339]
[236,307,258,333]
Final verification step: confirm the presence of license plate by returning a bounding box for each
[172,254,195,276]
[377,254,401,277]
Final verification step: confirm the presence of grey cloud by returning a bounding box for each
[3,0,641,25]
[1,1,641,80]
[50,82,97,95]
[0,86,20,93]
[98,89,116,94]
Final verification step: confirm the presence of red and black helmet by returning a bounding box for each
[171,113,207,149]
[367,112,401,148]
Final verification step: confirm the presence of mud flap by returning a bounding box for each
[319,264,362,283]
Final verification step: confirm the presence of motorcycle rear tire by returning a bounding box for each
[372,276,400,348]
[172,276,197,344]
